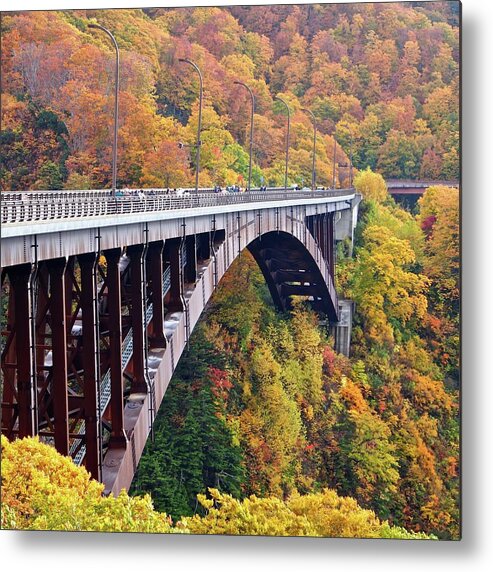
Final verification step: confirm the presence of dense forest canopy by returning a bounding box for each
[1,2,459,191]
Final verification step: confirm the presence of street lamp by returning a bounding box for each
[275,96,290,191]
[88,23,120,194]
[234,81,255,192]
[332,137,337,190]
[349,131,354,187]
[179,58,203,195]
[301,108,317,190]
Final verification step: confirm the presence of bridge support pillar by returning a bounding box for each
[197,232,211,261]
[78,252,101,480]
[147,241,166,348]
[127,243,149,394]
[1,282,17,437]
[46,257,69,456]
[315,213,326,263]
[34,263,49,417]
[105,248,127,449]
[185,234,197,283]
[330,299,355,357]
[4,263,37,439]
[165,239,184,313]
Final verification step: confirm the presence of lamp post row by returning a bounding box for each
[88,24,350,194]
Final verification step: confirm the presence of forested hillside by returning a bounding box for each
[1,3,459,192]
[131,172,459,540]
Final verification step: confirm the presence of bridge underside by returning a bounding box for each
[1,202,351,494]
[248,231,338,321]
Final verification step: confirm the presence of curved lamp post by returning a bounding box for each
[349,131,354,187]
[179,58,203,195]
[234,81,255,191]
[275,96,291,191]
[301,108,317,190]
[332,137,337,190]
[88,23,120,194]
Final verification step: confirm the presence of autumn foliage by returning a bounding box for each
[1,436,433,538]
[1,3,459,541]
[1,4,458,191]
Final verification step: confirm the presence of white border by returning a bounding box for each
[2,1,493,571]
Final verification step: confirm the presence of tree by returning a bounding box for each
[180,488,433,538]
[141,139,191,188]
[353,168,388,202]
[350,224,429,347]
[1,435,174,532]
[417,185,460,378]
[131,324,245,521]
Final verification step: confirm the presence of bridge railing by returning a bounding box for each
[1,187,353,225]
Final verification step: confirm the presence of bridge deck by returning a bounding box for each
[1,188,354,236]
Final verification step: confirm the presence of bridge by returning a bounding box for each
[0,187,360,495]
[386,179,459,196]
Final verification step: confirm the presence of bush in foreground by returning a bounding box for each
[1,436,434,539]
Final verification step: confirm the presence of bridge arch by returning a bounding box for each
[246,230,338,321]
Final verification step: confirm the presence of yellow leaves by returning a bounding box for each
[408,373,454,417]
[1,435,102,529]
[251,339,281,382]
[179,488,432,539]
[0,93,28,131]
[418,186,459,294]
[415,414,438,443]
[221,53,255,80]
[1,436,174,533]
[351,218,430,348]
[340,380,368,413]
[354,168,388,202]
[420,494,452,532]
[1,432,429,537]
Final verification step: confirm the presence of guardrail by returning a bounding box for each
[1,187,354,225]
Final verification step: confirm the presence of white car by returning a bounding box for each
[175,188,190,196]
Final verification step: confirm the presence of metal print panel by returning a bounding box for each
[0,1,460,540]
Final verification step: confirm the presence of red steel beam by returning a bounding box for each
[127,243,148,394]
[6,263,37,438]
[1,285,17,437]
[105,247,127,449]
[165,238,184,313]
[47,257,69,455]
[78,252,101,480]
[147,241,166,348]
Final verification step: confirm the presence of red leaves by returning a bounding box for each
[322,345,336,376]
[208,366,232,400]
[420,214,436,236]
